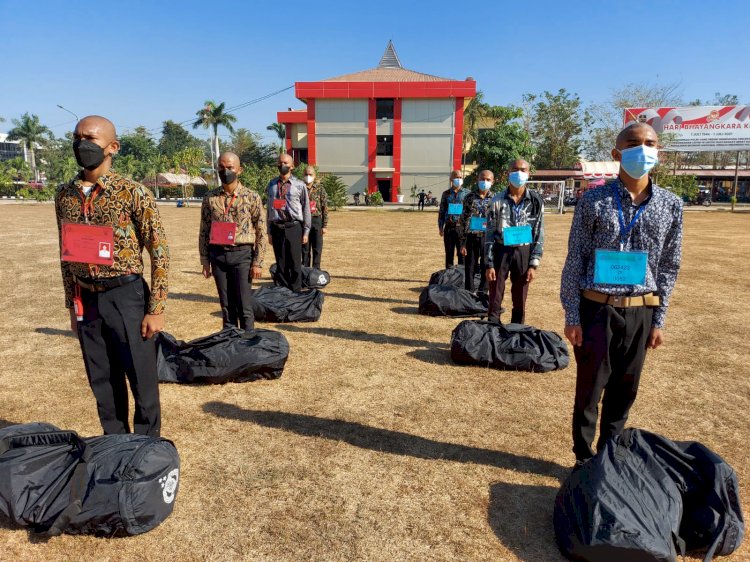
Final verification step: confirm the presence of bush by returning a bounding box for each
[320,174,348,210]
[369,191,384,206]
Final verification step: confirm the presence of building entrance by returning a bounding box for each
[377,179,391,202]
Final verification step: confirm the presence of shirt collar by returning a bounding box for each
[611,177,655,206]
[72,169,116,191]
[503,187,530,202]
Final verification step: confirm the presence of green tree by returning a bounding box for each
[7,113,52,181]
[0,157,32,196]
[266,122,286,155]
[320,174,348,210]
[526,89,589,169]
[158,120,202,158]
[193,100,237,180]
[226,128,277,167]
[117,127,158,181]
[172,146,206,200]
[38,133,78,186]
[239,164,277,203]
[462,91,511,172]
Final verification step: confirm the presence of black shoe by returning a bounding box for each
[572,458,591,471]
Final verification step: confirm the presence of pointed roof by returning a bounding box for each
[321,41,454,83]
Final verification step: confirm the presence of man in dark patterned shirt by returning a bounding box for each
[199,151,266,330]
[458,171,492,293]
[560,122,683,465]
[55,115,169,437]
[438,170,470,269]
[301,165,328,270]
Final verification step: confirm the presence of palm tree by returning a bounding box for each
[7,113,52,181]
[192,100,237,182]
[266,122,286,154]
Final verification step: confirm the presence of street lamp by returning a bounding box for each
[56,104,79,122]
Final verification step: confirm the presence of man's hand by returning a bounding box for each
[460,247,467,256]
[202,264,211,278]
[439,229,444,237]
[322,227,328,235]
[141,313,164,339]
[565,325,583,347]
[69,308,78,334]
[486,267,496,282]
[302,234,309,245]
[647,327,664,349]
[526,267,536,283]
[250,265,262,280]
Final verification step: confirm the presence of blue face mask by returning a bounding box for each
[452,178,463,188]
[478,180,492,191]
[508,171,529,188]
[618,145,659,179]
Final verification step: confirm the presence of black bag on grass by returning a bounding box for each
[270,263,331,289]
[554,428,744,562]
[0,423,179,536]
[450,320,569,372]
[252,286,324,323]
[156,327,288,383]
[428,265,480,289]
[418,285,488,317]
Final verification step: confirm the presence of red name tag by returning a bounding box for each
[272,198,286,210]
[61,223,115,266]
[209,221,237,245]
[310,200,317,213]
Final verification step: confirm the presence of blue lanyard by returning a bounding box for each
[449,190,461,204]
[613,184,649,251]
[476,195,488,216]
[511,200,524,224]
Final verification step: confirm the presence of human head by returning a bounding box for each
[508,159,530,189]
[612,123,659,180]
[450,169,464,189]
[304,165,316,185]
[73,115,119,171]
[277,153,293,176]
[478,169,494,192]
[218,152,241,185]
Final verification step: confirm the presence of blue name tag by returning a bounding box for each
[594,249,648,285]
[503,225,532,246]
[469,216,487,232]
[448,203,463,215]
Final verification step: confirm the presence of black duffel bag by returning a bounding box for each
[428,265,481,289]
[252,286,324,323]
[0,423,179,537]
[270,263,331,289]
[450,320,569,372]
[156,327,289,383]
[418,285,488,317]
[554,428,744,562]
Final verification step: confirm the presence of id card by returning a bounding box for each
[272,198,286,210]
[594,249,648,285]
[310,200,317,213]
[448,203,463,215]
[209,221,237,245]
[503,225,532,246]
[469,216,487,232]
[61,223,115,266]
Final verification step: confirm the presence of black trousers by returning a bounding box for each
[77,277,161,437]
[572,298,653,460]
[271,220,303,292]
[302,216,324,269]
[443,225,463,269]
[418,200,425,210]
[463,233,486,292]
[209,245,255,330]
[488,243,530,323]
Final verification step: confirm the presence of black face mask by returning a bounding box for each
[278,164,291,175]
[73,139,106,170]
[219,169,237,185]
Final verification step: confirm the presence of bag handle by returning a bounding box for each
[0,430,86,456]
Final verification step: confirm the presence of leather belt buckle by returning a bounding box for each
[611,295,624,307]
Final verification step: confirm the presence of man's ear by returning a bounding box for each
[611,148,620,161]
[109,139,121,157]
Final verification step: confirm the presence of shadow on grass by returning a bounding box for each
[390,306,420,315]
[275,325,448,350]
[202,402,567,480]
[405,348,452,366]
[333,274,425,284]
[34,327,76,339]
[488,481,564,562]
[169,292,216,303]
[0,418,17,429]
[324,291,413,305]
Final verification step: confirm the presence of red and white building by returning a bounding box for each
[276,42,476,202]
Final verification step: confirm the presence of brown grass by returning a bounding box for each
[0,204,748,561]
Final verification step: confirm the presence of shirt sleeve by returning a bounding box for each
[266,180,274,234]
[652,200,683,328]
[198,195,211,266]
[438,192,448,230]
[133,185,169,314]
[252,193,267,267]
[55,189,76,309]
[560,194,594,326]
[485,197,499,268]
[321,187,329,228]
[300,183,311,236]
[530,197,544,267]
[458,194,471,246]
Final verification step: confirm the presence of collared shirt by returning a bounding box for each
[266,175,312,236]
[560,178,683,328]
[438,187,470,230]
[458,190,492,243]
[306,182,329,228]
[485,187,545,268]
[55,170,170,314]
[199,183,267,267]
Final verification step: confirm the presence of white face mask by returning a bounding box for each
[304,175,315,185]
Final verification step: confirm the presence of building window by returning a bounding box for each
[377,135,393,156]
[376,99,394,120]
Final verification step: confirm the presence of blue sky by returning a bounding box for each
[1,0,748,144]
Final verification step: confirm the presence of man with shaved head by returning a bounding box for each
[458,169,493,294]
[199,151,266,330]
[485,159,545,323]
[438,169,470,269]
[55,115,169,436]
[561,122,683,467]
[301,165,329,269]
[267,153,311,292]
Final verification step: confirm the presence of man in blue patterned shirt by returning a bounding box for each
[560,122,683,465]
[438,170,470,269]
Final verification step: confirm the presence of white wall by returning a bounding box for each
[401,99,455,176]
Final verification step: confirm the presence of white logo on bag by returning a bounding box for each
[318,274,327,285]
[159,468,179,504]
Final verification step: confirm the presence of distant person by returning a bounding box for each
[267,153,311,292]
[459,170,492,294]
[561,122,683,467]
[417,189,426,211]
[485,159,544,323]
[55,115,169,436]
[438,170,469,268]
[199,151,266,330]
[301,166,328,269]
[426,191,433,205]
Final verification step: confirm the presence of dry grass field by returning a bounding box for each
[0,203,748,562]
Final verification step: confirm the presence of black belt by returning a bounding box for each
[210,243,254,252]
[76,274,140,293]
[272,220,301,229]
